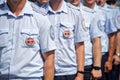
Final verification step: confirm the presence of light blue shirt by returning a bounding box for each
[99,4,117,53]
[89,4,109,53]
[114,7,120,29]
[0,1,56,79]
[0,0,4,4]
[80,5,102,66]
[101,4,117,34]
[42,1,88,76]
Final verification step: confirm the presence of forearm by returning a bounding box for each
[92,37,102,67]
[43,51,55,80]
[75,42,85,71]
[116,30,120,54]
[108,33,116,61]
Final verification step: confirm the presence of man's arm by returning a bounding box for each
[75,42,84,80]
[113,30,120,65]
[43,50,55,80]
[91,37,102,79]
[105,32,116,72]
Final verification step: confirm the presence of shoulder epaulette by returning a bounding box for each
[67,3,80,11]
[31,2,47,16]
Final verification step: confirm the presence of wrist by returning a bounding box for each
[77,70,84,75]
[93,66,101,70]
[107,57,113,62]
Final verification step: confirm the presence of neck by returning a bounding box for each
[37,0,48,7]
[7,0,26,16]
[49,0,63,11]
[84,3,95,9]
[110,4,117,7]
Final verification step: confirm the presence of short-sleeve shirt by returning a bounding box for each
[89,4,110,53]
[42,1,88,76]
[81,4,102,66]
[0,1,56,79]
[102,4,117,34]
[99,4,117,52]
[114,7,120,29]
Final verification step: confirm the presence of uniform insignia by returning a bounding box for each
[25,37,35,47]
[81,18,87,31]
[97,20,102,31]
[63,30,70,38]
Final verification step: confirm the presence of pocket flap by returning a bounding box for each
[21,29,39,35]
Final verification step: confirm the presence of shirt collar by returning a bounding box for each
[46,1,68,14]
[0,1,33,16]
[93,3,99,12]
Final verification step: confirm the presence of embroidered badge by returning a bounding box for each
[25,37,35,47]
[63,30,70,38]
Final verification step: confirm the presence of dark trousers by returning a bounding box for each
[107,65,120,80]
[54,74,76,80]
[101,53,108,80]
[54,65,93,80]
[84,65,92,80]
[101,53,120,80]
[84,65,101,80]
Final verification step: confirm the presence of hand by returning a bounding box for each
[113,55,120,65]
[90,69,102,80]
[74,73,84,80]
[104,60,112,72]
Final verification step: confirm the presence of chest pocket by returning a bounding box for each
[0,29,9,47]
[21,29,39,47]
[59,22,74,39]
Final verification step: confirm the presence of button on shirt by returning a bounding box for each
[42,2,88,76]
[81,5,102,66]
[0,1,56,79]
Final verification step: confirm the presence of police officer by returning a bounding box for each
[106,0,120,65]
[96,0,119,80]
[114,7,120,65]
[113,6,120,80]
[35,0,89,80]
[0,0,56,80]
[66,0,103,80]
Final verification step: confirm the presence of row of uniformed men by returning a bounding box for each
[0,0,120,80]
[32,0,120,80]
